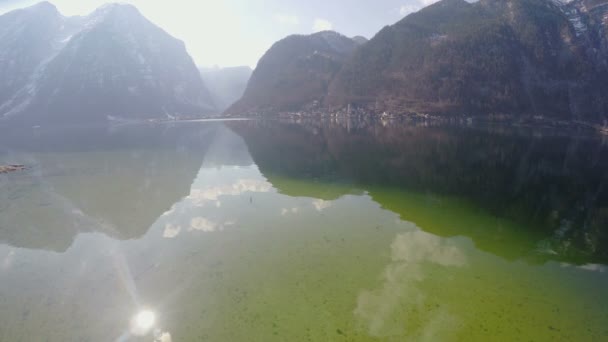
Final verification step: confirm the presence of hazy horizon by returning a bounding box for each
[0,0,452,68]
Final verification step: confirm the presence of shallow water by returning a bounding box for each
[0,119,607,341]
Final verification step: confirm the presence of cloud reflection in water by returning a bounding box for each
[162,223,181,238]
[187,177,272,207]
[312,199,332,211]
[355,230,467,339]
[160,166,271,238]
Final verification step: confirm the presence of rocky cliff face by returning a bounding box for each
[226,31,361,115]
[0,2,216,125]
[327,0,608,123]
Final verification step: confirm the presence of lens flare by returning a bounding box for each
[130,309,156,336]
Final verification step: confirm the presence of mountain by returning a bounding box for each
[226,31,361,115]
[225,0,608,124]
[351,36,369,45]
[200,66,252,112]
[327,0,608,123]
[0,2,215,125]
[0,2,73,117]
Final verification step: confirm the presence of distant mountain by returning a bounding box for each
[328,0,608,123]
[200,66,252,112]
[226,31,362,115]
[0,2,215,125]
[351,36,369,45]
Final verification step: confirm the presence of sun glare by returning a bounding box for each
[130,309,156,336]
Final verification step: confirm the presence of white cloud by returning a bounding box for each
[1,249,15,271]
[189,217,236,233]
[187,178,272,207]
[163,223,182,238]
[399,4,418,16]
[274,13,299,25]
[355,230,466,337]
[281,207,300,216]
[560,262,608,273]
[399,0,441,17]
[312,18,333,32]
[157,332,172,342]
[190,217,218,232]
[312,199,332,212]
[578,264,608,272]
[390,231,467,266]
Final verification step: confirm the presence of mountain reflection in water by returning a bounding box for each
[230,119,608,264]
[0,119,606,341]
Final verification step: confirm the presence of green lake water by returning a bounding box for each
[0,119,607,341]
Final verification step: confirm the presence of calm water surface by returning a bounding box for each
[0,119,607,341]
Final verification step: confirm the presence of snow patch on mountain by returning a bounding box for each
[0,2,215,123]
[552,0,589,37]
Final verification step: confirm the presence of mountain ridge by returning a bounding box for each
[226,0,608,125]
[226,31,362,115]
[0,1,216,125]
[327,0,608,122]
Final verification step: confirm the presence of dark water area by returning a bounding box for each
[231,119,608,264]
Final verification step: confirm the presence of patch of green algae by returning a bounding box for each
[167,186,608,341]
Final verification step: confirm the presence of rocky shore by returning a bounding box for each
[0,165,25,174]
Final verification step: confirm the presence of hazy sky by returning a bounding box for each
[0,0,444,68]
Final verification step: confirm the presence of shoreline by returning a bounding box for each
[223,111,608,135]
[0,165,25,174]
[1,113,605,135]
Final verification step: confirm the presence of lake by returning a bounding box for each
[0,118,607,341]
